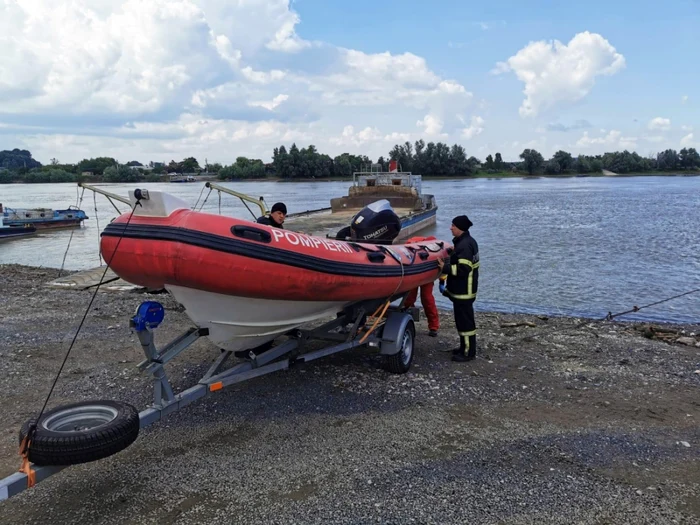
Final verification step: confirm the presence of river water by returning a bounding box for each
[1,176,698,323]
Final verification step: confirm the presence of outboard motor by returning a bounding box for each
[336,199,401,244]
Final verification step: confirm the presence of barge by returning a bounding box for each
[0,203,88,229]
[284,164,438,242]
[0,214,36,241]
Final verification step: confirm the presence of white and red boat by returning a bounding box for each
[101,190,449,352]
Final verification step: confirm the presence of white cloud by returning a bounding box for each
[241,67,287,85]
[18,114,315,164]
[304,50,472,110]
[494,31,625,117]
[0,0,215,115]
[329,125,384,147]
[0,0,308,116]
[248,94,289,111]
[460,116,485,140]
[648,117,671,131]
[644,136,664,143]
[0,0,477,163]
[416,114,444,136]
[681,125,693,132]
[682,95,689,104]
[490,62,511,75]
[680,133,695,148]
[384,132,412,143]
[576,130,637,150]
[264,8,310,52]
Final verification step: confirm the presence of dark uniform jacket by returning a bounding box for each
[441,232,479,301]
[256,216,284,229]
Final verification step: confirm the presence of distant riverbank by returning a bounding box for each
[3,170,698,185]
[273,170,700,182]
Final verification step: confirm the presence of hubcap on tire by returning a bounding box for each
[41,405,119,433]
[400,330,413,366]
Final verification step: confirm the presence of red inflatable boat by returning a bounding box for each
[101,190,449,351]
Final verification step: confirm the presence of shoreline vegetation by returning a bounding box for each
[1,170,699,186]
[1,142,699,185]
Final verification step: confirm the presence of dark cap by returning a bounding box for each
[452,215,473,231]
[271,202,287,214]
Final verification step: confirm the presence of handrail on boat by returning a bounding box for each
[77,182,132,213]
[77,182,131,205]
[205,182,268,217]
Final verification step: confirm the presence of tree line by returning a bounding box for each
[518,147,700,175]
[1,142,699,184]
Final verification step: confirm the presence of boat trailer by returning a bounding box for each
[0,295,419,501]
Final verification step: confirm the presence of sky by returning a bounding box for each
[0,0,698,165]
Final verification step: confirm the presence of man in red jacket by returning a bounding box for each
[404,235,440,336]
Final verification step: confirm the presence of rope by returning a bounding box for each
[240,199,257,220]
[197,188,213,212]
[603,288,700,321]
[57,187,85,278]
[94,192,102,266]
[21,198,143,474]
[192,185,206,211]
[358,250,408,344]
[387,249,406,300]
[501,287,700,345]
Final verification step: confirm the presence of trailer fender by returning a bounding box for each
[379,312,414,356]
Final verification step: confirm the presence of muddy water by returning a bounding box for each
[1,176,698,323]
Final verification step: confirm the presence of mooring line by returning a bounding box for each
[57,186,85,278]
[501,286,699,345]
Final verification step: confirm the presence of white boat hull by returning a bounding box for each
[166,285,349,351]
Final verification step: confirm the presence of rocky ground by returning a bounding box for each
[0,264,698,524]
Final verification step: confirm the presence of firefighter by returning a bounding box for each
[404,236,440,336]
[437,215,479,362]
[257,202,287,228]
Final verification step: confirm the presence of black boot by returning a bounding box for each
[451,352,475,362]
[452,336,476,362]
[466,335,477,360]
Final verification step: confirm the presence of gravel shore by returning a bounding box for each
[0,264,698,524]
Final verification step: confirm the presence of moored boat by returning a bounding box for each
[0,203,88,229]
[169,174,197,183]
[0,214,36,240]
[101,189,449,352]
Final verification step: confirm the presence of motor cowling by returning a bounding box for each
[345,199,401,244]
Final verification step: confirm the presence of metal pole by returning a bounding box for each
[77,182,131,206]
[205,182,268,217]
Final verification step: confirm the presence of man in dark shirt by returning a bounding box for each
[437,215,480,362]
[257,202,287,228]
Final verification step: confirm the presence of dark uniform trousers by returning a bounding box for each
[453,299,476,358]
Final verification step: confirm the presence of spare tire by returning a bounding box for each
[19,400,140,466]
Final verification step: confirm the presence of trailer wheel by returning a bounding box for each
[19,400,140,466]
[385,320,415,374]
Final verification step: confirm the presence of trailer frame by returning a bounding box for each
[0,296,419,501]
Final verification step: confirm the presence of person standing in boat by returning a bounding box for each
[257,202,287,228]
[404,235,440,337]
[437,215,479,362]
